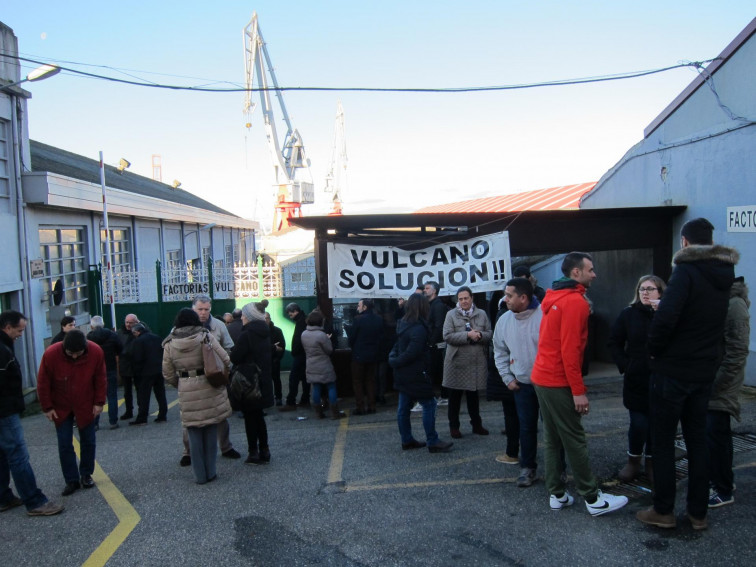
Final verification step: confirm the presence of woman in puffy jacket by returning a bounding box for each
[608,274,666,483]
[390,293,453,453]
[230,302,273,465]
[163,308,231,484]
[301,310,345,420]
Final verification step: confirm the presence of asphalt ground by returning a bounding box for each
[3,368,756,567]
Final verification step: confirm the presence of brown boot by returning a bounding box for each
[314,404,326,419]
[644,456,654,485]
[330,403,346,420]
[618,454,642,482]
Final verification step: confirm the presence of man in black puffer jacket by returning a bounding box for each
[87,316,122,430]
[637,218,738,531]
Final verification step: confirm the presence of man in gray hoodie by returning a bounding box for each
[493,277,542,488]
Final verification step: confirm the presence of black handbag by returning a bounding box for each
[230,362,262,408]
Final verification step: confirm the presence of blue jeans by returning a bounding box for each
[628,410,652,457]
[513,383,539,469]
[187,424,218,484]
[0,414,48,510]
[56,414,96,483]
[397,393,440,446]
[106,370,119,425]
[312,382,337,406]
[650,373,712,517]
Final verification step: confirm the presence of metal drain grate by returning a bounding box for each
[609,432,756,499]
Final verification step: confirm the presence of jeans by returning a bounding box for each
[397,393,439,446]
[135,373,168,421]
[706,410,733,497]
[186,424,218,484]
[628,410,653,457]
[56,414,96,483]
[105,370,119,425]
[447,388,482,430]
[312,382,338,406]
[534,385,597,501]
[513,383,539,469]
[182,419,232,456]
[286,355,310,406]
[243,408,268,453]
[0,414,47,511]
[502,392,520,458]
[650,373,712,518]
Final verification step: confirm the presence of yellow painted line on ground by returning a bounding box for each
[327,415,350,484]
[151,399,180,417]
[347,477,514,492]
[72,436,141,567]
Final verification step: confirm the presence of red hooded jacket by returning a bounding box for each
[531,280,589,396]
[37,341,107,429]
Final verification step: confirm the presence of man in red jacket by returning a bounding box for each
[531,252,628,516]
[37,330,107,497]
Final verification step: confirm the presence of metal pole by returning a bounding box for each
[99,152,118,329]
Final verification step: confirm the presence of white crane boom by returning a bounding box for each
[243,12,314,231]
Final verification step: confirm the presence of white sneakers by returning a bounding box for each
[585,490,628,516]
[549,489,628,516]
[550,492,574,510]
[410,402,423,412]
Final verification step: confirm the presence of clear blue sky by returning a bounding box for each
[3,2,754,229]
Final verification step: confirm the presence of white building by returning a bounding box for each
[581,18,756,383]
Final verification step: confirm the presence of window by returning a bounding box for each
[0,120,10,197]
[202,246,211,269]
[39,227,89,325]
[225,244,233,267]
[100,228,131,271]
[166,249,182,284]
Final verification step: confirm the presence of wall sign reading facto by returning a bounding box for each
[727,206,756,232]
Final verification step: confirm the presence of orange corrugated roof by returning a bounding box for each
[414,182,597,214]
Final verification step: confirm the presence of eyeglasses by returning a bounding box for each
[638,286,658,293]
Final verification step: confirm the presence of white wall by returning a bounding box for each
[582,31,756,384]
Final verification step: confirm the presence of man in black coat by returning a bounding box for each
[0,311,64,516]
[349,299,384,414]
[87,316,123,430]
[424,281,450,404]
[280,303,309,411]
[227,308,244,344]
[265,312,286,406]
[116,314,140,420]
[129,324,168,425]
[637,218,738,531]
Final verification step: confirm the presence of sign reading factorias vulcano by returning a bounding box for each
[327,231,512,299]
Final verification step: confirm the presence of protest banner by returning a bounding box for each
[327,231,511,298]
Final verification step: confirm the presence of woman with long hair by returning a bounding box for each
[608,274,666,483]
[390,293,453,453]
[230,302,274,464]
[442,286,492,438]
[163,308,231,484]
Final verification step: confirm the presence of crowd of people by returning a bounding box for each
[0,218,749,528]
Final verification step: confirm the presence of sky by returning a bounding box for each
[2,2,754,232]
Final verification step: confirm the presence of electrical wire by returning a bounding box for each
[0,51,718,94]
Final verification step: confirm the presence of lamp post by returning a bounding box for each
[0,64,61,92]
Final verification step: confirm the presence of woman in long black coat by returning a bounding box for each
[230,302,274,465]
[608,274,666,482]
[389,293,452,453]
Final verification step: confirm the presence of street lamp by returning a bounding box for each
[1,64,61,92]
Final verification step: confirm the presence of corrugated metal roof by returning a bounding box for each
[414,182,597,214]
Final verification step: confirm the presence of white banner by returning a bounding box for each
[327,231,511,298]
[727,206,756,232]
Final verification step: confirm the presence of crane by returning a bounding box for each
[243,12,315,232]
[324,101,348,216]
